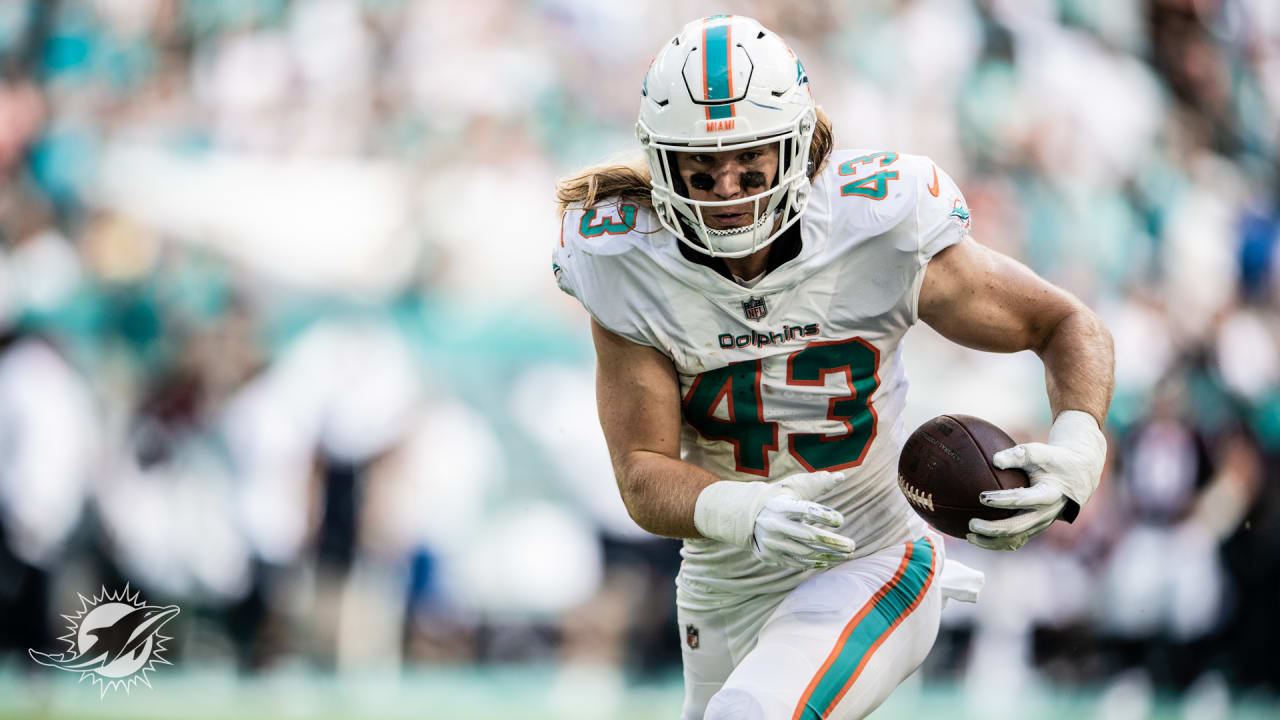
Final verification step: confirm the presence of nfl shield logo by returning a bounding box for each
[686,624,700,649]
[742,296,768,320]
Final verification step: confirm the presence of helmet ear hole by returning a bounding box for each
[664,151,690,197]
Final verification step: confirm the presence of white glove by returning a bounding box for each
[967,410,1106,551]
[694,471,856,569]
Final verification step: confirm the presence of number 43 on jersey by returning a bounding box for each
[682,337,880,477]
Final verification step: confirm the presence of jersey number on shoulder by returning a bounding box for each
[579,204,638,237]
[682,337,880,477]
[838,152,899,200]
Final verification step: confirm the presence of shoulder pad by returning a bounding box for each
[820,150,923,230]
[551,199,661,347]
[558,200,651,257]
[818,150,969,259]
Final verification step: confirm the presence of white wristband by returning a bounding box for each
[1049,410,1107,508]
[693,480,771,548]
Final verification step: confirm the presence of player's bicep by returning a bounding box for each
[590,319,683,463]
[917,238,1080,354]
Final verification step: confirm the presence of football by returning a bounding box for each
[897,414,1030,539]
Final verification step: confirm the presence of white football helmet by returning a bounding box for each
[637,15,817,258]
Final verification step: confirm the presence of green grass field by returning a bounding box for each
[1,666,1277,719]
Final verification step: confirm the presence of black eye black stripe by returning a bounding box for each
[688,171,767,192]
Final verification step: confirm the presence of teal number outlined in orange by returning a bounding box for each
[579,204,638,238]
[681,336,880,476]
[838,152,900,200]
[682,359,778,477]
[838,152,898,174]
[840,171,900,200]
[784,337,880,472]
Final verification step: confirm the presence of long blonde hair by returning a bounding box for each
[555,108,835,216]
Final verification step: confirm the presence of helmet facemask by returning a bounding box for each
[639,108,816,259]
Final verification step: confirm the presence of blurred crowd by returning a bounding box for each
[0,0,1278,714]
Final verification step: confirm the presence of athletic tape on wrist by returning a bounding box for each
[693,480,772,548]
[1049,410,1107,509]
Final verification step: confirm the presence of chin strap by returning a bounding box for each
[705,211,774,237]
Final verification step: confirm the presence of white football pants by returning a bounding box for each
[678,532,945,720]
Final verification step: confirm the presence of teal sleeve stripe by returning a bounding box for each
[800,537,936,719]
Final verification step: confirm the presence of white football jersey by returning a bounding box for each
[554,150,972,609]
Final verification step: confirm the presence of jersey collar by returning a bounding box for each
[675,220,804,284]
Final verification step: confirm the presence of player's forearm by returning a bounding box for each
[613,449,722,539]
[1037,306,1115,427]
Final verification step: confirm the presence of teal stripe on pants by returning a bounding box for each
[799,537,935,719]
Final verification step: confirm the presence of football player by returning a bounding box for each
[552,16,1112,720]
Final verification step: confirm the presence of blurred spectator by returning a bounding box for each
[0,331,97,656]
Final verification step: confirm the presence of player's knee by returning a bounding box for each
[704,687,767,720]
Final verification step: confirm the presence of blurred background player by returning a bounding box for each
[553,14,1111,719]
